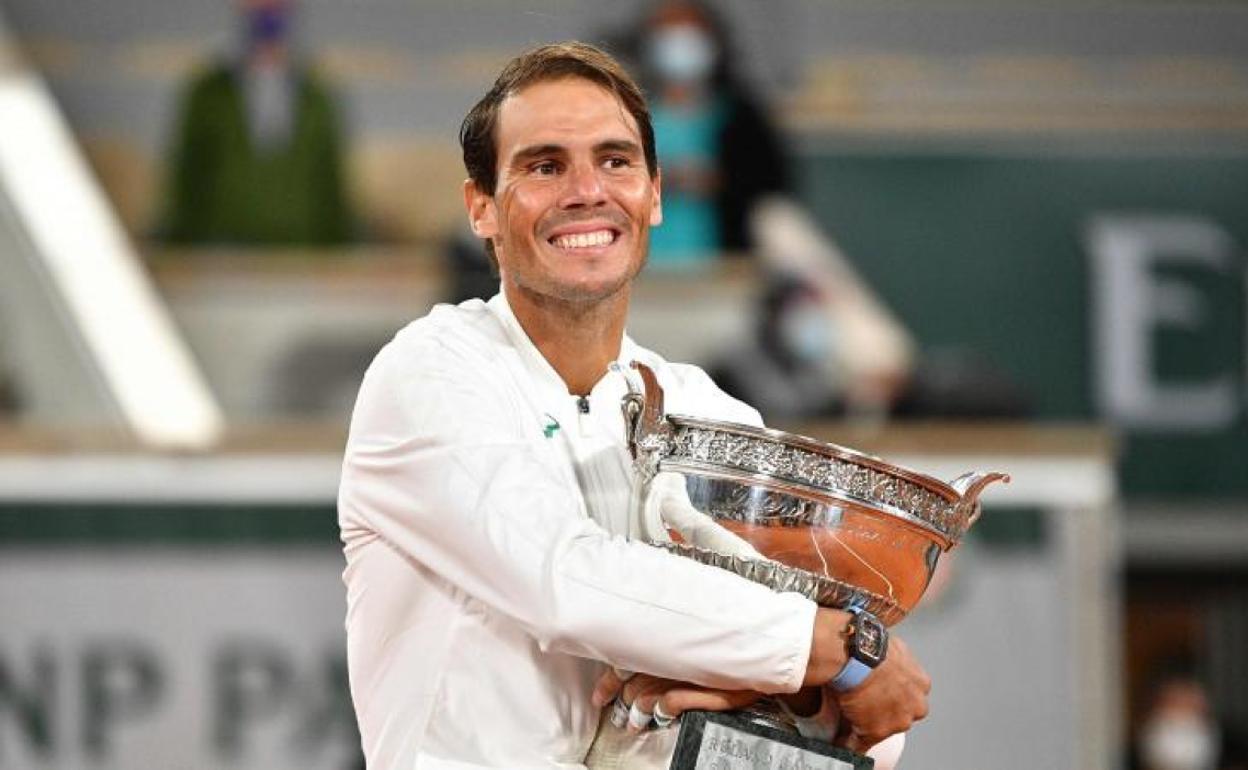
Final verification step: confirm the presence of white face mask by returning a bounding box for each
[1140,716,1219,770]
[645,25,716,84]
[778,303,835,365]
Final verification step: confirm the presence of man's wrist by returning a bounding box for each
[829,607,889,692]
[803,608,853,686]
[829,657,874,691]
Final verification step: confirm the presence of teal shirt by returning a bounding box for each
[649,99,726,271]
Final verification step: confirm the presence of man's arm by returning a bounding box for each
[592,608,930,753]
[804,607,854,685]
[340,338,816,694]
[618,359,931,748]
[830,635,930,753]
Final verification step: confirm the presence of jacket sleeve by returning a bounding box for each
[338,340,815,694]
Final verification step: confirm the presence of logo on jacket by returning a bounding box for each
[542,414,561,438]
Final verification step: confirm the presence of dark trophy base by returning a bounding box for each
[669,710,873,770]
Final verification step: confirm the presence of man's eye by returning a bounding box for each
[604,156,631,169]
[532,161,559,175]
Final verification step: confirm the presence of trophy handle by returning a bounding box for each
[621,361,666,461]
[947,471,1011,530]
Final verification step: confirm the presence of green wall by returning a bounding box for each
[798,148,1248,499]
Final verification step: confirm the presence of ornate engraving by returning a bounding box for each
[662,424,965,542]
[653,542,905,626]
[694,720,858,769]
[631,426,673,485]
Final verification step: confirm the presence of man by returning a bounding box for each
[339,42,928,770]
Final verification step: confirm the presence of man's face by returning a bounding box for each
[464,77,662,305]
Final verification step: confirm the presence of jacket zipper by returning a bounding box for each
[576,396,591,437]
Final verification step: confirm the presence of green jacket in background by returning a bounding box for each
[163,61,353,246]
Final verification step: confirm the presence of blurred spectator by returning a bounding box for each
[617,0,915,414]
[444,221,497,305]
[709,273,844,420]
[160,0,353,246]
[0,311,20,414]
[627,0,785,270]
[711,273,1031,423]
[0,380,16,413]
[1129,664,1248,770]
[0,366,18,415]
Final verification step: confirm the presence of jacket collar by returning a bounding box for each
[486,292,641,405]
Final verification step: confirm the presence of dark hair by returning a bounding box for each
[460,41,658,196]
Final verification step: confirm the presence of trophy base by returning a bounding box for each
[669,710,872,770]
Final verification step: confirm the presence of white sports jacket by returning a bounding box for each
[339,293,817,769]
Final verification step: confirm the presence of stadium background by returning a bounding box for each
[1,1,1245,768]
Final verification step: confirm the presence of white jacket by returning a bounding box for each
[339,294,818,770]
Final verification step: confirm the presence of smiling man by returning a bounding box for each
[338,42,928,770]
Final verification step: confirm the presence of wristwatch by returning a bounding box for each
[829,607,889,692]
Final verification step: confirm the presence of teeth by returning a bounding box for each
[552,230,614,249]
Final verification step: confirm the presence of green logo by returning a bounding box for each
[542,414,560,438]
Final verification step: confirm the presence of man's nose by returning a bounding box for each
[560,161,607,208]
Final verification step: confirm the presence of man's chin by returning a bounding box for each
[507,261,643,307]
[552,278,630,305]
[548,264,642,301]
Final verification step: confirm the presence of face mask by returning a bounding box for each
[645,25,716,85]
[778,303,835,365]
[1139,716,1219,770]
[247,6,290,46]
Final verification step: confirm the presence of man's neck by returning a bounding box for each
[503,283,630,397]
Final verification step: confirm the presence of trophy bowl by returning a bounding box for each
[623,362,1009,626]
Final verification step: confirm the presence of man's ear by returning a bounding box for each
[649,169,663,227]
[463,179,498,239]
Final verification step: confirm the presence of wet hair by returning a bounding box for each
[460,41,658,196]
[458,42,657,267]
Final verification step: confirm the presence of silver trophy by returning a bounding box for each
[619,361,1008,770]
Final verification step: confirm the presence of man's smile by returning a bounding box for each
[549,229,619,250]
[473,75,660,304]
[542,215,628,253]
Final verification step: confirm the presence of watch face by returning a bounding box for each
[853,614,888,667]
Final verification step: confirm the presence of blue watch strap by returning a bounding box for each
[830,657,873,692]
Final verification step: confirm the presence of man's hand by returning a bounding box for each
[592,669,762,733]
[591,611,929,748]
[828,636,930,754]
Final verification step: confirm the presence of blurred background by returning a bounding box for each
[0,1,1245,768]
